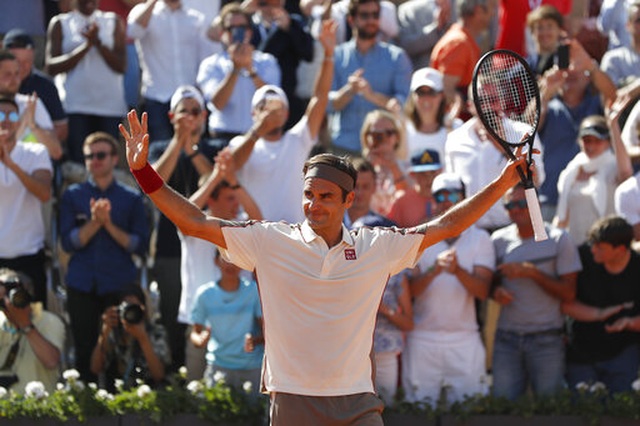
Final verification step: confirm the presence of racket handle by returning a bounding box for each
[524,188,548,241]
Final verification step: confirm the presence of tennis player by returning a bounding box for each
[120,110,528,425]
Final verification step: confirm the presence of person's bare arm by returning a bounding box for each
[129,0,158,29]
[562,299,631,322]
[305,19,336,140]
[0,148,51,202]
[45,17,92,76]
[499,262,577,302]
[93,16,127,74]
[120,111,228,248]
[417,148,527,252]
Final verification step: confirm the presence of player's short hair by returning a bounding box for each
[588,216,634,248]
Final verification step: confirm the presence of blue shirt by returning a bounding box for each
[191,278,264,370]
[197,50,281,134]
[539,92,603,205]
[60,179,149,295]
[329,40,412,153]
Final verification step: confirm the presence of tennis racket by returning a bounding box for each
[472,49,548,242]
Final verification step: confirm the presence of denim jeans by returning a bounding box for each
[566,344,640,393]
[491,329,565,400]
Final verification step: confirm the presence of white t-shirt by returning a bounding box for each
[0,142,52,257]
[178,234,219,324]
[221,220,424,396]
[615,172,640,226]
[229,116,315,223]
[414,225,494,335]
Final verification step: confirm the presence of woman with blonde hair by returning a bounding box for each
[359,109,409,215]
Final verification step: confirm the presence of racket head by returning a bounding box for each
[472,49,541,149]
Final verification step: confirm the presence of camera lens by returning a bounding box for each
[119,302,145,325]
[9,288,31,309]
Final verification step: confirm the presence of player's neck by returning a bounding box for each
[219,276,240,292]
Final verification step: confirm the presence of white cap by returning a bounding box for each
[170,85,205,111]
[410,67,444,92]
[431,172,464,194]
[251,85,289,110]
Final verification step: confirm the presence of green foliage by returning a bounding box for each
[0,369,265,424]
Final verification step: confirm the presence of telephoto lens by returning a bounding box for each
[118,302,145,325]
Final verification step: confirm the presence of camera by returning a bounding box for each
[0,277,31,310]
[556,44,570,70]
[231,26,246,44]
[118,302,145,325]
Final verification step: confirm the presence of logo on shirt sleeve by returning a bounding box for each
[344,248,357,260]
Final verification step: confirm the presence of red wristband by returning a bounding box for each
[131,163,164,194]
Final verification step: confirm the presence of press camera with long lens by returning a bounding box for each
[118,302,145,325]
[0,277,31,309]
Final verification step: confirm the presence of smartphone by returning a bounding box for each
[556,44,570,69]
[231,26,246,44]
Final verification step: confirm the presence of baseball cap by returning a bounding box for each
[431,173,465,194]
[3,29,35,49]
[410,67,444,92]
[251,85,289,110]
[578,117,609,140]
[169,85,204,111]
[409,149,441,172]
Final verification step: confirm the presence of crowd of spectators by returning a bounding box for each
[1,0,640,408]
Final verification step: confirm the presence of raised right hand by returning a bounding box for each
[119,110,150,170]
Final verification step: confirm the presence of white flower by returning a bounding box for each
[24,381,48,399]
[89,382,98,390]
[187,380,204,395]
[575,382,590,392]
[0,387,7,399]
[242,381,253,394]
[136,384,152,398]
[590,382,607,393]
[179,366,188,377]
[632,379,640,392]
[95,389,114,401]
[213,371,226,384]
[71,381,85,392]
[56,382,64,391]
[114,379,124,391]
[63,369,81,382]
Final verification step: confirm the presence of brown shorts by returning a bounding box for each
[269,392,384,426]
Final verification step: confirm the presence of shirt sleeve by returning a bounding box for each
[556,230,583,275]
[220,222,265,272]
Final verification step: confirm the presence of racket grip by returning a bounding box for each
[524,188,548,242]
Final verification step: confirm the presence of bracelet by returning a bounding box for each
[323,56,334,62]
[229,183,242,190]
[131,162,164,194]
[247,69,258,79]
[187,150,200,160]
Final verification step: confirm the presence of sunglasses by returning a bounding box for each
[415,88,441,97]
[178,108,202,117]
[434,191,462,204]
[0,111,19,123]
[367,129,397,144]
[504,199,528,211]
[84,151,112,161]
[357,11,380,20]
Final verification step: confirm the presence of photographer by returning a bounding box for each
[0,268,65,393]
[90,285,170,391]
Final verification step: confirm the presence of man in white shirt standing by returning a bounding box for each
[128,0,218,142]
[0,96,52,306]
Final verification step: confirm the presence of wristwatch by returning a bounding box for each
[20,323,35,334]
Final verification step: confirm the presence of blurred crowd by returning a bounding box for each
[1,0,640,408]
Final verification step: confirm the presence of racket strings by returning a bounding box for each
[475,53,539,146]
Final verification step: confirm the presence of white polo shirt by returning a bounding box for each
[221,220,424,396]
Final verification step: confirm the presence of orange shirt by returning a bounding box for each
[430,23,481,89]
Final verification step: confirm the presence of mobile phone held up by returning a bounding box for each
[232,26,246,44]
[556,44,570,69]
